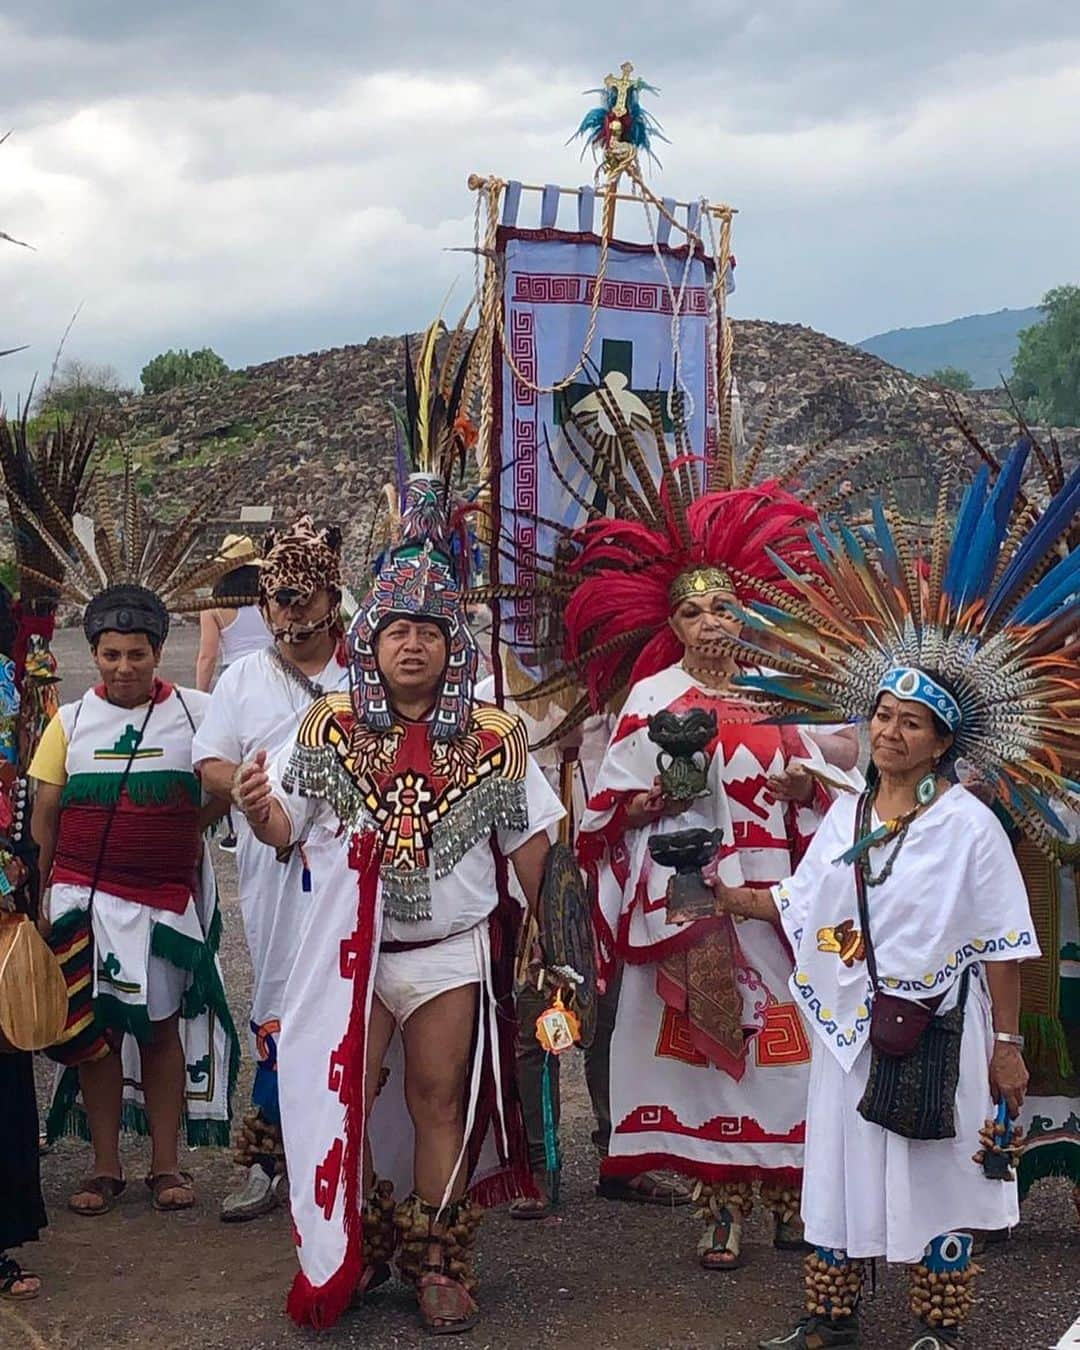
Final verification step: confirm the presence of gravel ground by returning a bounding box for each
[5,628,1078,1350]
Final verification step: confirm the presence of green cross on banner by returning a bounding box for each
[553,338,673,432]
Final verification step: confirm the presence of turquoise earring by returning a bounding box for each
[916,771,937,806]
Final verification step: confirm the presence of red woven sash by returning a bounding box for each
[53,800,200,914]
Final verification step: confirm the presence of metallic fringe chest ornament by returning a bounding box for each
[283,700,530,922]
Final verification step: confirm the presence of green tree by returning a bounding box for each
[928,366,974,392]
[36,358,130,416]
[140,347,230,395]
[1012,285,1080,427]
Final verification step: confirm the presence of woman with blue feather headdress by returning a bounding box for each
[709,437,1080,1350]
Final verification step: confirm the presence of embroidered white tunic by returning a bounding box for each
[773,786,1040,1260]
[264,718,563,1311]
[578,663,861,1186]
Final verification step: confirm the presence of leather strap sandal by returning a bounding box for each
[417,1270,480,1335]
[698,1207,743,1271]
[0,1255,40,1301]
[68,1175,126,1217]
[145,1171,195,1212]
[596,1171,691,1205]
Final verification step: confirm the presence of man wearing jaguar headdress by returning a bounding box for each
[194,515,349,1223]
[234,323,562,1334]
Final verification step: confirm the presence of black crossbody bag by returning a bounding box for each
[853,791,970,1141]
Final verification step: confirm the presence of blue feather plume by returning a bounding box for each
[984,458,1080,626]
[953,441,1029,609]
[941,466,989,604]
[1011,548,1080,625]
[870,499,904,592]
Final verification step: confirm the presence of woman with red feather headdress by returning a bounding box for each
[531,396,862,1273]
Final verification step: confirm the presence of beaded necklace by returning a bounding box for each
[859,820,911,888]
[268,644,327,702]
[837,774,941,874]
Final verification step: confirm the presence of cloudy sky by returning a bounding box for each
[3,1,1079,399]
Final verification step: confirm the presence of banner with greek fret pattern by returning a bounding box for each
[491,225,719,670]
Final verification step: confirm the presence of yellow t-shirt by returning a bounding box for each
[28,714,69,787]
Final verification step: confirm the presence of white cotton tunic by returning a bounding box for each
[774,787,1040,1261]
[192,647,350,1048]
[576,664,862,1185]
[263,722,563,1291]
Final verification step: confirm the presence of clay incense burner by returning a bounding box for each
[648,827,726,924]
[647,708,716,802]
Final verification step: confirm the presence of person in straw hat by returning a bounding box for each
[195,532,270,851]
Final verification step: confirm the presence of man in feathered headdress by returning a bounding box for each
[233,324,563,1334]
[194,515,350,1223]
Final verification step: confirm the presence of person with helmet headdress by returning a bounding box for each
[23,459,242,1220]
[194,516,349,1223]
[708,440,1075,1349]
[233,321,562,1334]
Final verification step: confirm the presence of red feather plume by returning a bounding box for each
[563,484,821,707]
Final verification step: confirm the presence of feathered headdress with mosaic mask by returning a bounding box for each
[723,437,1080,848]
[348,313,482,741]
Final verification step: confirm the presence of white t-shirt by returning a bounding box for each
[191,647,350,1027]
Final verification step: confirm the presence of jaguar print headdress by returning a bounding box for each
[258,515,343,644]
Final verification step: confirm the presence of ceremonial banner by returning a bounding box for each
[491,221,720,665]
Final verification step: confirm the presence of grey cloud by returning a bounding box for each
[4,1,1079,126]
[2,1,1079,401]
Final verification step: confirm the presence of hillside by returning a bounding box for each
[54,319,1076,582]
[858,306,1043,388]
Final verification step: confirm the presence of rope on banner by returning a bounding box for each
[472,175,616,397]
[704,203,736,489]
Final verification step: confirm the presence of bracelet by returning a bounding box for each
[993,1031,1024,1048]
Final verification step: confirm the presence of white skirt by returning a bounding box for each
[801,969,1019,1262]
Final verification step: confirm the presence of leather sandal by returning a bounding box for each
[509,1177,552,1220]
[145,1171,195,1212]
[596,1171,691,1205]
[418,1271,480,1335]
[351,1261,392,1306]
[68,1174,126,1217]
[0,1255,40,1301]
[698,1207,743,1270]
